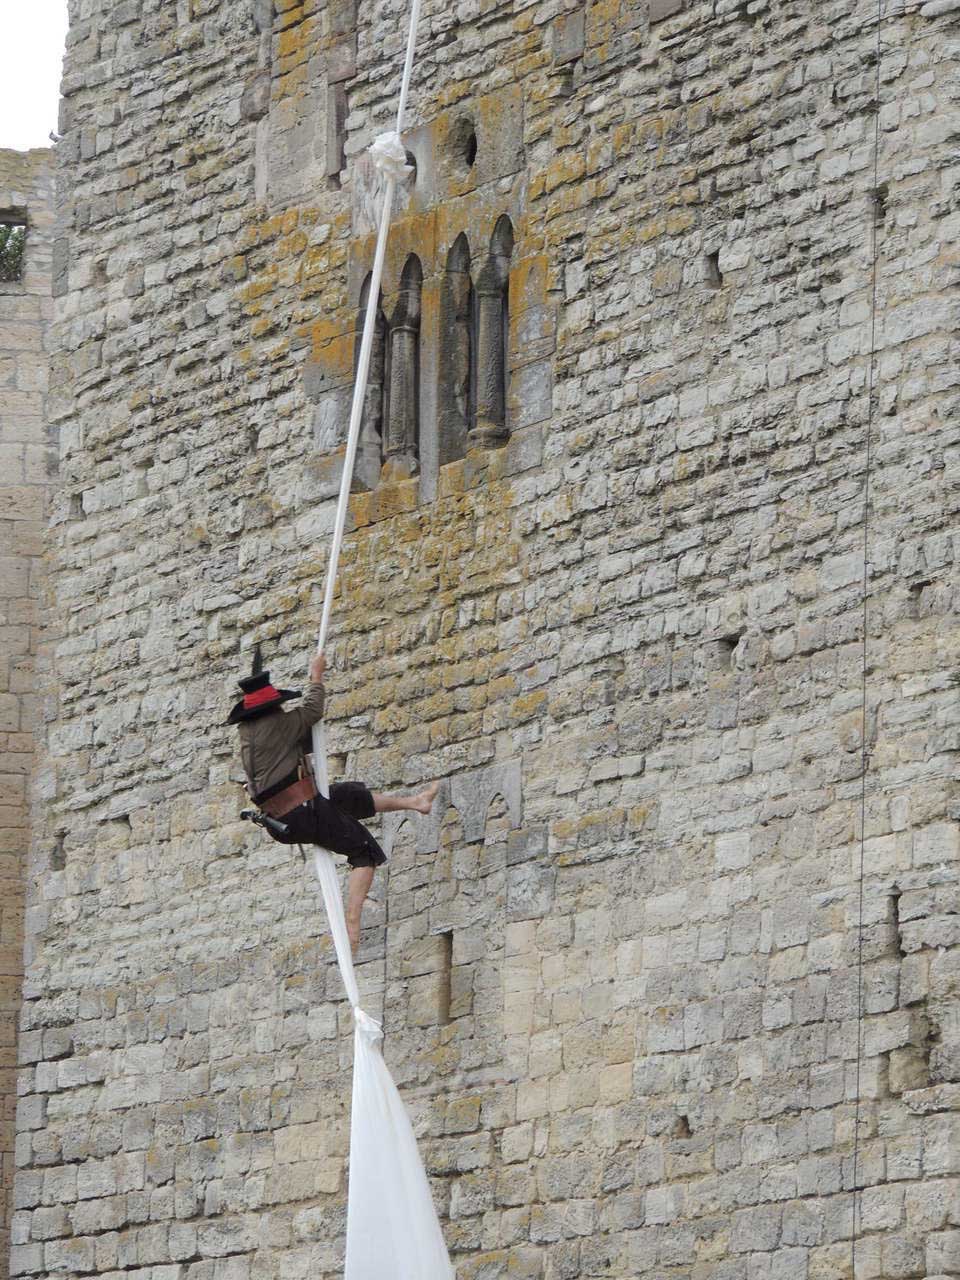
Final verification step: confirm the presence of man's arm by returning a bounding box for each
[298,681,326,727]
[285,652,327,736]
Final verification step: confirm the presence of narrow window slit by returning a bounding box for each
[717,632,742,669]
[50,831,66,872]
[874,182,889,223]
[451,116,478,172]
[326,84,348,185]
[438,930,453,1024]
[705,250,723,290]
[890,887,905,959]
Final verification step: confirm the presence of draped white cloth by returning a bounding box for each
[308,847,454,1279]
[304,0,455,1274]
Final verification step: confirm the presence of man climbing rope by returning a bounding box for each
[229,652,439,950]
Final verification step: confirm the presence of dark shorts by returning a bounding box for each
[271,781,386,869]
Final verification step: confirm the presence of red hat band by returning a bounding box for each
[243,685,281,709]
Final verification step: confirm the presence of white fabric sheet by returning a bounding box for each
[311,742,454,1280]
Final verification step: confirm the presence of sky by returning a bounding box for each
[1,1,70,151]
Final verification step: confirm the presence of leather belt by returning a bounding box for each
[260,776,317,819]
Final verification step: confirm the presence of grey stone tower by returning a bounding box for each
[10,2,960,1279]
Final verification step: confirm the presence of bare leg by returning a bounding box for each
[345,865,375,952]
[372,780,440,816]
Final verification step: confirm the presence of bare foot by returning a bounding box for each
[411,780,440,815]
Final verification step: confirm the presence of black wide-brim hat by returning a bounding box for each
[227,670,301,724]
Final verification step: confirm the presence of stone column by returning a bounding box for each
[471,255,510,448]
[355,309,386,490]
[437,259,473,464]
[383,258,422,476]
[385,319,419,468]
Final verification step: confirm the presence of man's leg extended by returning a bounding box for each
[371,780,440,815]
[345,865,375,952]
[319,782,440,951]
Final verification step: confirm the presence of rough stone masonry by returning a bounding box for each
[7,0,960,1278]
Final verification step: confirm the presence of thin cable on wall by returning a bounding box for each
[852,0,885,1275]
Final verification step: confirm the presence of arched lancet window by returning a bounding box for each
[438,233,476,465]
[385,254,422,471]
[474,215,514,448]
[355,273,387,487]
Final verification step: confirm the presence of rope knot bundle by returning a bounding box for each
[353,1006,384,1045]
[369,131,413,181]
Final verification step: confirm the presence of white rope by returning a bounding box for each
[304,2,454,1275]
[315,0,422,669]
[312,0,422,804]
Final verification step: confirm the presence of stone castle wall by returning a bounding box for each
[0,146,55,1274]
[11,2,960,1279]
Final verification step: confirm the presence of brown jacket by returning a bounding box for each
[238,681,326,801]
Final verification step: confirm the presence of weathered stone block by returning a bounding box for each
[328,0,357,35]
[252,0,273,31]
[914,823,959,866]
[508,358,553,430]
[507,861,555,921]
[550,10,585,64]
[401,934,450,977]
[240,74,271,122]
[407,974,449,1027]
[326,37,357,84]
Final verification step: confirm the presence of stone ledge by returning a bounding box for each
[903,1083,960,1114]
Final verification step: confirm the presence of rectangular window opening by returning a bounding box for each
[0,215,27,284]
[704,250,723,290]
[717,631,742,670]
